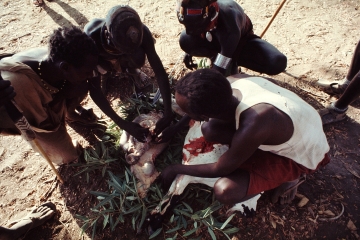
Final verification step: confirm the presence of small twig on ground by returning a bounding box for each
[41,176,58,201]
[318,203,344,222]
[341,160,360,179]
[10,33,31,41]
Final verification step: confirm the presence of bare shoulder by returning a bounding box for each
[239,103,294,144]
[142,25,154,43]
[218,0,244,16]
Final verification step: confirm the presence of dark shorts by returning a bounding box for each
[240,150,330,195]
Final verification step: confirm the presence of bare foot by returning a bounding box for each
[6,202,56,239]
[271,177,305,204]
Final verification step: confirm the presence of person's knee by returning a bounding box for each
[213,178,234,205]
[267,54,287,75]
[179,31,192,53]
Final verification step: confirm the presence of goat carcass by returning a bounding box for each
[119,111,168,198]
[148,120,261,230]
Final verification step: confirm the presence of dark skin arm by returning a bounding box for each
[142,26,173,136]
[0,79,16,106]
[156,114,191,143]
[160,104,294,191]
[212,2,243,74]
[88,75,149,142]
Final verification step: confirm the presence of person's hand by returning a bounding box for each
[154,115,173,137]
[155,124,178,143]
[158,164,180,193]
[121,121,150,143]
[0,80,16,107]
[183,53,198,70]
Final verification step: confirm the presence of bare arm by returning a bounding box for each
[88,75,149,142]
[160,105,294,190]
[0,79,16,106]
[169,111,267,177]
[212,6,243,74]
[142,26,173,135]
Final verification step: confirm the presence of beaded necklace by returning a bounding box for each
[38,60,66,93]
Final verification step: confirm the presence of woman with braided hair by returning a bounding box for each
[177,0,287,76]
[0,26,98,164]
[85,5,173,142]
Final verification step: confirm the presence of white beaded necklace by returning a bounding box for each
[38,60,66,93]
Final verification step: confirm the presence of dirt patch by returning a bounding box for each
[0,0,359,239]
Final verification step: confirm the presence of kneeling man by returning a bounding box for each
[160,69,330,205]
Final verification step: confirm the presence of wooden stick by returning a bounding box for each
[260,0,287,38]
[33,139,65,184]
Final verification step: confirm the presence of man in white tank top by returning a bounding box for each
[159,69,330,206]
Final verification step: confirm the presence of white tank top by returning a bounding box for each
[231,76,329,170]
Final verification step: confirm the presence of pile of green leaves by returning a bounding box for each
[75,95,239,239]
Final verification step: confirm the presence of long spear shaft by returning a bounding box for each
[4,98,65,184]
[260,0,287,38]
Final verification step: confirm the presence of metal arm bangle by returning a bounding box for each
[213,53,231,69]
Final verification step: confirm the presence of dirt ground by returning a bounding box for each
[0,0,360,239]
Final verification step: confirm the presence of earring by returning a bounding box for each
[105,30,111,45]
[203,6,208,18]
[178,7,184,22]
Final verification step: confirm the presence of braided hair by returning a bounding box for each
[48,26,98,68]
[175,69,232,116]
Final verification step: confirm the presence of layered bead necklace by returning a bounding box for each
[38,60,66,93]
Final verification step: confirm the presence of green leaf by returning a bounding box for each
[222,227,240,234]
[100,142,106,158]
[209,215,214,225]
[94,195,115,209]
[124,204,142,214]
[208,227,216,240]
[84,149,90,161]
[170,214,175,223]
[220,213,235,230]
[91,218,98,240]
[102,165,107,177]
[165,225,182,234]
[175,209,192,217]
[109,215,114,231]
[149,228,162,239]
[80,221,89,236]
[165,233,178,240]
[103,214,109,229]
[183,227,197,237]
[89,147,100,159]
[75,214,88,221]
[182,201,193,213]
[125,169,130,183]
[181,215,187,229]
[113,214,124,229]
[138,205,147,230]
[126,196,137,201]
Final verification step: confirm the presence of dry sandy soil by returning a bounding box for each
[0,0,360,239]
